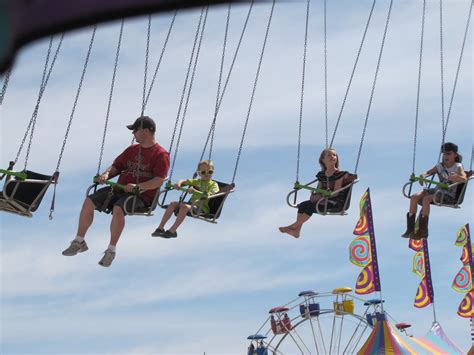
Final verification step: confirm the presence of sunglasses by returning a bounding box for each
[198,169,214,175]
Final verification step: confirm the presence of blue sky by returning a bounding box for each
[0,0,472,353]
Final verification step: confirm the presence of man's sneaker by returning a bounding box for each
[62,240,88,256]
[98,249,116,267]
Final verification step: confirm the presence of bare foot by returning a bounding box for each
[278,226,300,238]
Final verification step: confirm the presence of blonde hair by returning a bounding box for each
[197,160,214,170]
[318,148,339,170]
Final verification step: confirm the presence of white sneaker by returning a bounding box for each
[98,249,116,267]
[62,240,88,256]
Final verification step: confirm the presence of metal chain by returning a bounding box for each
[97,20,124,175]
[215,0,254,115]
[207,3,231,161]
[232,0,276,183]
[323,0,328,149]
[198,1,254,162]
[39,37,54,89]
[18,35,63,169]
[412,0,426,175]
[296,0,310,183]
[21,36,54,167]
[168,6,208,182]
[143,10,177,111]
[141,15,152,116]
[442,0,472,144]
[354,0,393,173]
[56,26,96,171]
[24,37,55,168]
[329,0,376,148]
[130,12,176,148]
[0,67,12,106]
[135,16,152,184]
[439,0,446,147]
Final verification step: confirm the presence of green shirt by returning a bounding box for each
[183,178,219,213]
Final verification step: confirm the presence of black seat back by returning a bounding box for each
[326,173,357,213]
[206,181,233,219]
[453,170,472,205]
[4,170,53,211]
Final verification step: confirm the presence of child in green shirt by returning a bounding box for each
[152,160,219,238]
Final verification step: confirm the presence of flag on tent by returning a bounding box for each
[409,238,434,308]
[452,224,473,318]
[349,188,381,294]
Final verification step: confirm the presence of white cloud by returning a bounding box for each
[1,1,473,353]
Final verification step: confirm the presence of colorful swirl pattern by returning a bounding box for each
[355,265,375,295]
[409,238,423,252]
[452,266,472,293]
[359,191,368,217]
[353,214,368,235]
[461,247,469,265]
[455,225,469,247]
[414,279,431,308]
[349,235,371,267]
[412,251,425,278]
[457,290,474,318]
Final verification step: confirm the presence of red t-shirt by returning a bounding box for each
[113,143,170,203]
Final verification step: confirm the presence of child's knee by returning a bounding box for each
[182,204,192,212]
[424,195,434,204]
[169,201,178,208]
[411,193,422,201]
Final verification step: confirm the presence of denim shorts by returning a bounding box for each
[424,188,456,204]
[88,186,146,214]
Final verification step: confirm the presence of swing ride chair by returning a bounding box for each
[85,177,165,216]
[0,162,58,218]
[154,2,259,225]
[400,0,473,211]
[402,170,473,209]
[286,173,358,216]
[0,35,66,218]
[160,180,235,224]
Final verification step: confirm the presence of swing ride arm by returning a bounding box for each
[410,174,449,189]
[294,181,332,197]
[90,176,140,194]
[315,179,358,216]
[286,179,331,208]
[164,180,207,199]
[0,161,27,181]
[0,169,28,181]
[402,174,449,199]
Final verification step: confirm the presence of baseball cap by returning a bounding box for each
[441,142,458,153]
[441,142,462,162]
[127,116,156,132]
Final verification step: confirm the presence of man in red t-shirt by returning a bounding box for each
[62,116,170,267]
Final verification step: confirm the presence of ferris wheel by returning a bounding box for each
[247,287,386,355]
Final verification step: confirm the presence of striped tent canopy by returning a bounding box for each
[357,316,463,354]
